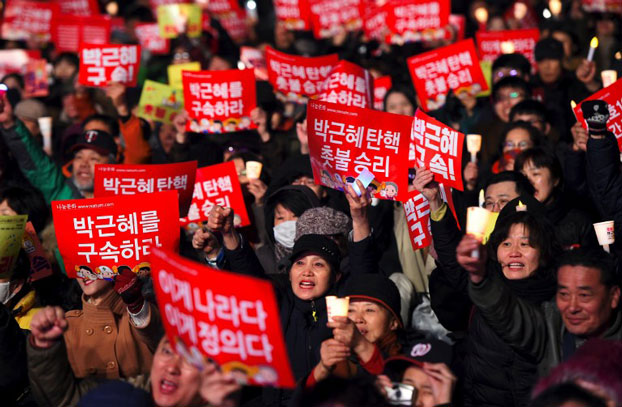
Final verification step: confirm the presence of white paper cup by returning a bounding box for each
[245,161,263,180]
[594,220,615,252]
[38,116,52,151]
[326,296,349,323]
[601,70,618,88]
[466,134,482,162]
[466,207,493,243]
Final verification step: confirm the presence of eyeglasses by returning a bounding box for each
[503,140,532,149]
[483,199,509,211]
[173,52,190,61]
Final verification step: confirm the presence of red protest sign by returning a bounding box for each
[181,161,251,227]
[574,79,622,151]
[384,0,449,43]
[0,50,40,78]
[207,0,242,14]
[2,0,59,41]
[308,0,362,39]
[319,60,374,109]
[403,192,432,249]
[373,76,392,111]
[582,0,622,13]
[307,100,411,202]
[56,0,99,15]
[53,15,112,52]
[241,47,269,81]
[275,0,311,30]
[449,14,465,41]
[78,44,140,87]
[182,69,257,133]
[52,190,180,279]
[135,23,170,55]
[408,38,488,111]
[265,46,338,102]
[150,248,296,388]
[217,8,250,44]
[361,1,387,42]
[94,162,198,217]
[476,29,539,72]
[411,109,464,190]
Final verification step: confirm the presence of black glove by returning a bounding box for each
[581,100,610,136]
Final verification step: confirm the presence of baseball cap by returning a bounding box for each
[70,129,118,157]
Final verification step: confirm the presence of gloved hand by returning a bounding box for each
[114,266,144,314]
[581,100,610,136]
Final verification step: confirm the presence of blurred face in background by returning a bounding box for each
[537,59,563,85]
[494,87,526,122]
[385,91,415,116]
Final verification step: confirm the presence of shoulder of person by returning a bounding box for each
[65,310,83,318]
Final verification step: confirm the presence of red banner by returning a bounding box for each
[307,100,411,202]
[207,0,242,14]
[217,8,250,44]
[582,0,622,13]
[182,69,256,134]
[56,0,99,15]
[149,0,184,8]
[2,1,59,41]
[135,23,170,55]
[181,161,250,227]
[53,14,112,52]
[407,39,488,111]
[319,61,373,109]
[403,192,432,249]
[373,76,392,111]
[94,162,197,217]
[476,29,539,72]
[150,248,296,388]
[411,109,464,190]
[361,2,387,42]
[265,46,339,102]
[240,47,269,81]
[52,191,180,279]
[78,44,140,87]
[384,0,449,40]
[275,0,311,30]
[574,79,622,151]
[308,0,362,39]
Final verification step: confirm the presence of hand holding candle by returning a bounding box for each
[326,296,350,323]
[593,221,615,253]
[245,161,263,180]
[587,37,598,62]
[466,206,494,258]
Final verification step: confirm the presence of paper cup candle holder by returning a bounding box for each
[326,296,350,323]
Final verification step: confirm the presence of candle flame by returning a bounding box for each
[474,7,488,24]
[590,37,599,49]
[500,41,515,54]
[616,51,621,60]
[549,0,562,15]
[571,100,577,109]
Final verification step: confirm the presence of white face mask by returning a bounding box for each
[273,220,297,249]
[0,281,16,305]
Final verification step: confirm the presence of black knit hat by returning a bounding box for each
[290,234,341,274]
[342,274,403,328]
[535,38,564,62]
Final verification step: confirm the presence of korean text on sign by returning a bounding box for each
[53,14,112,52]
[407,38,488,111]
[181,161,250,227]
[385,0,449,36]
[52,190,180,278]
[78,44,140,87]
[574,78,622,152]
[476,29,540,71]
[411,109,465,191]
[182,69,257,134]
[1,1,58,42]
[403,192,432,250]
[274,0,311,30]
[306,100,411,202]
[319,60,374,109]
[265,46,338,101]
[135,23,170,55]
[94,161,197,217]
[308,0,362,39]
[151,248,296,387]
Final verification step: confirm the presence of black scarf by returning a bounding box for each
[497,267,557,304]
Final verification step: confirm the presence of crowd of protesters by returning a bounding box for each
[1,0,622,406]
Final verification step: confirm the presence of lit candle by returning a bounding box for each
[326,296,350,322]
[514,2,527,20]
[500,41,515,54]
[601,70,618,88]
[570,100,578,120]
[478,189,485,208]
[466,207,494,259]
[593,220,615,253]
[245,161,263,180]
[549,0,562,16]
[466,134,482,163]
[587,37,599,62]
[516,200,527,211]
[474,7,488,25]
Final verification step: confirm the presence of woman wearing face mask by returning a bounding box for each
[454,210,560,407]
[491,121,542,173]
[515,147,597,250]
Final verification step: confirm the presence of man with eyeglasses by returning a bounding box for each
[510,100,559,145]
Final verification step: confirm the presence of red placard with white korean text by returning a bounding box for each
[275,0,311,30]
[135,23,170,55]
[476,29,540,72]
[411,109,464,190]
[217,8,250,44]
[265,46,338,102]
[94,162,197,217]
[181,161,250,227]
[407,39,488,112]
[582,0,622,13]
[307,100,411,202]
[2,1,59,41]
[78,44,140,87]
[574,79,622,151]
[52,190,180,279]
[207,0,242,15]
[308,0,362,39]
[319,61,373,109]
[56,0,99,15]
[361,1,387,42]
[374,76,392,111]
[54,15,111,52]
[241,47,268,81]
[182,69,256,134]
[150,248,296,388]
[0,50,40,78]
[384,0,449,42]
[149,0,184,8]
[403,192,432,249]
